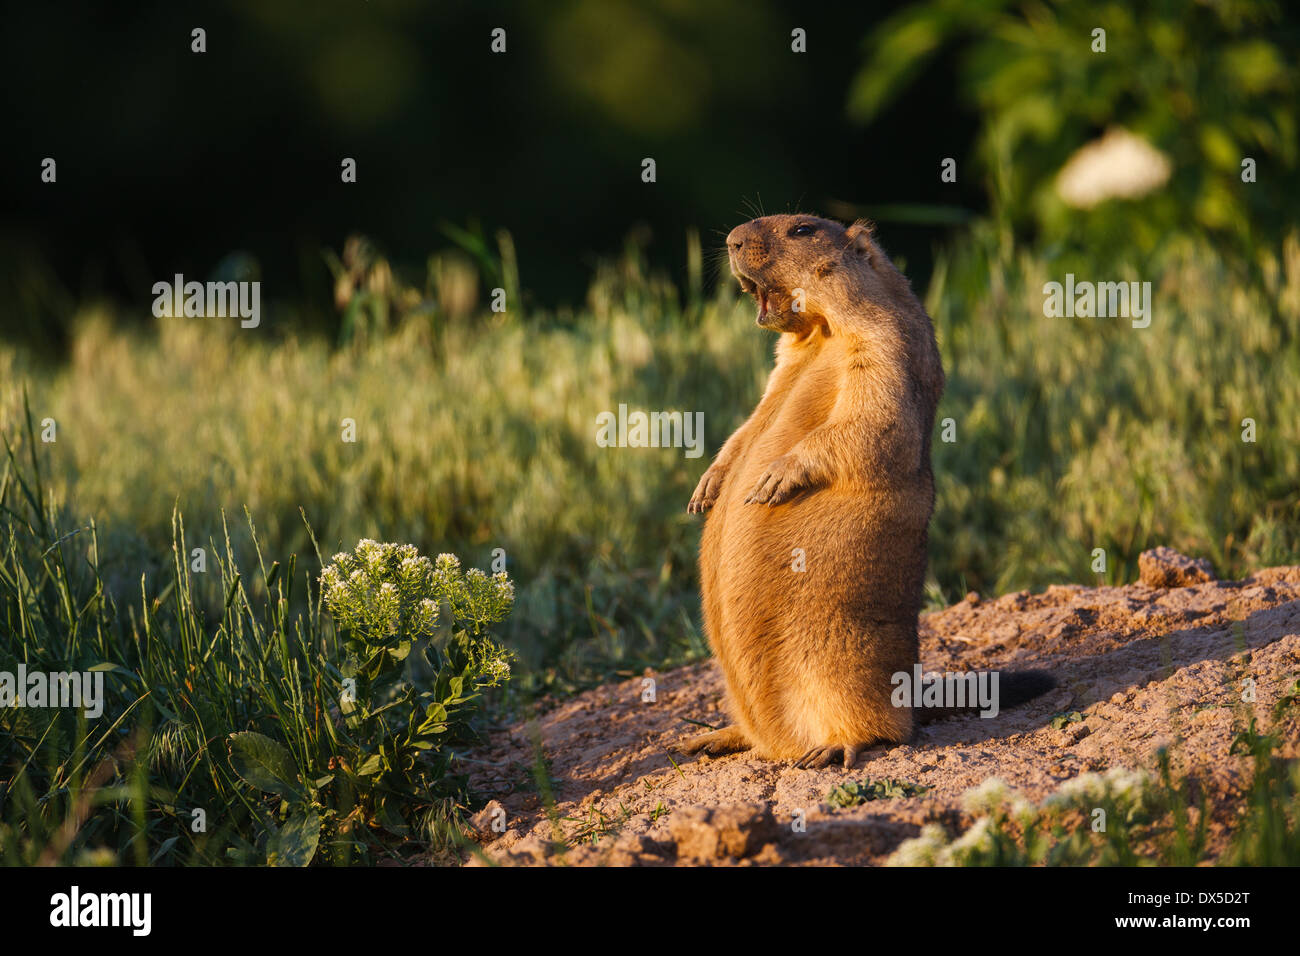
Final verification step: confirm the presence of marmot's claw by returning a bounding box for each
[794,743,863,769]
[746,455,809,505]
[688,468,724,514]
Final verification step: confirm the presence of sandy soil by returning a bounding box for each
[461,549,1300,865]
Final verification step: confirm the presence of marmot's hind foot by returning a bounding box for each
[677,725,752,757]
[793,742,867,770]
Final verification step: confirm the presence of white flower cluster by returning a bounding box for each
[887,817,1002,867]
[885,823,951,867]
[318,539,514,646]
[1043,766,1151,818]
[1056,127,1172,208]
[961,776,1037,826]
[887,766,1154,866]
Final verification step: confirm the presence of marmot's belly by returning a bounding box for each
[698,418,934,702]
[711,487,928,619]
[699,482,928,755]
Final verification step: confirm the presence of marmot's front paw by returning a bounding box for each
[745,455,811,506]
[687,466,726,513]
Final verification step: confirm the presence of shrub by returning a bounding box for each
[225,540,515,863]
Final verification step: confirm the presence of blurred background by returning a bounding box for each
[3,0,982,348]
[2,0,1299,689]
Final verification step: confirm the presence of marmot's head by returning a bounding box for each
[726,214,886,333]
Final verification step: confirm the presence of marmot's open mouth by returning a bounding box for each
[734,272,771,322]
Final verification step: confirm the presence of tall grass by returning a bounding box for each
[929,225,1300,593]
[1,407,512,864]
[1,406,337,863]
[3,229,1297,672]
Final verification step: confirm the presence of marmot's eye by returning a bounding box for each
[791,224,816,237]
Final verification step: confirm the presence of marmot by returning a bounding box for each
[682,214,1051,768]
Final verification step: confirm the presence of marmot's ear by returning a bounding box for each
[845,219,876,263]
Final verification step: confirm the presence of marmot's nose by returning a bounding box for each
[726,224,750,251]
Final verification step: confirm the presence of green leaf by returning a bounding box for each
[267,808,321,867]
[1049,711,1084,730]
[227,731,303,799]
[418,701,449,735]
[149,835,180,865]
[376,799,409,836]
[424,702,448,723]
[356,753,383,776]
[87,661,131,674]
[826,777,928,808]
[417,717,448,735]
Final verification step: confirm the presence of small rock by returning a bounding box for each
[1046,583,1083,599]
[1138,547,1215,588]
[964,590,980,605]
[500,833,554,864]
[608,828,667,865]
[667,803,779,861]
[750,843,785,865]
[469,800,509,841]
[997,590,1031,611]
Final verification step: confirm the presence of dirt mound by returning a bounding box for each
[463,551,1300,865]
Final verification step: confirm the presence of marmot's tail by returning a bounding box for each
[914,668,1057,725]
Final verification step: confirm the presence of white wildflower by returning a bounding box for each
[1056,127,1171,208]
[944,816,996,864]
[885,823,951,867]
[1044,772,1105,810]
[962,776,1016,815]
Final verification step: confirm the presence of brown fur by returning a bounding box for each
[682,214,945,768]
